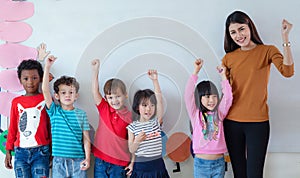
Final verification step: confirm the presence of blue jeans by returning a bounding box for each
[14,145,50,178]
[194,156,225,178]
[94,158,126,178]
[52,157,87,178]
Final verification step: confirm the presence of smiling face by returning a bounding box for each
[201,94,218,111]
[229,23,256,50]
[54,84,78,110]
[19,69,41,96]
[138,98,156,122]
[105,87,127,110]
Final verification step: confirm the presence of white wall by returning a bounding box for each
[1,0,299,177]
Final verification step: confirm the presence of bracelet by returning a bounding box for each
[282,42,291,47]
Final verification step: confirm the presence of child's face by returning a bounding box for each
[201,94,218,111]
[138,98,155,122]
[105,88,127,110]
[54,84,78,109]
[19,69,41,96]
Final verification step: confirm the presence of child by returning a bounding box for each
[127,69,170,178]
[184,59,233,178]
[42,56,91,178]
[5,59,51,178]
[91,59,133,177]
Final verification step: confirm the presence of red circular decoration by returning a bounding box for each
[166,132,191,162]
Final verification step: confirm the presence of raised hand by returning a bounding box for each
[45,55,57,67]
[148,69,158,81]
[91,59,100,72]
[217,65,227,81]
[193,59,203,75]
[37,43,50,61]
[281,19,293,36]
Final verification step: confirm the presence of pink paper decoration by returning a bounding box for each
[0,69,23,91]
[0,1,34,21]
[0,92,19,117]
[0,21,32,42]
[0,43,37,68]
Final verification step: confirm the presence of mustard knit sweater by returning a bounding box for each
[222,44,294,122]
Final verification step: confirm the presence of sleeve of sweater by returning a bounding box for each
[218,80,233,120]
[184,74,199,126]
[6,100,18,151]
[269,45,294,77]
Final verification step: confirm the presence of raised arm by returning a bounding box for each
[148,70,163,124]
[184,59,203,121]
[42,55,56,108]
[91,59,102,105]
[281,19,294,65]
[216,65,233,119]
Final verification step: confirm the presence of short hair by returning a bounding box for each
[53,76,80,93]
[224,10,263,53]
[132,89,156,121]
[17,59,43,80]
[103,78,127,95]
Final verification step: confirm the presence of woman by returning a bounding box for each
[222,10,294,178]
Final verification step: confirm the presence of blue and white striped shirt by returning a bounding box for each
[47,103,90,158]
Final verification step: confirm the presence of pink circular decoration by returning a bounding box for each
[0,21,32,42]
[0,43,37,68]
[0,69,23,91]
[0,1,34,21]
[0,92,19,117]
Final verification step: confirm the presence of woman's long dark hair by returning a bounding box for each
[224,10,264,53]
[194,81,219,122]
[132,89,157,121]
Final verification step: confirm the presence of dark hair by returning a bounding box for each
[132,89,156,121]
[194,80,219,122]
[224,10,263,53]
[103,78,127,95]
[17,59,43,80]
[53,76,80,93]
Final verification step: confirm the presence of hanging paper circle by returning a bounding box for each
[0,43,37,68]
[166,132,191,162]
[0,69,23,92]
[0,1,34,22]
[0,21,32,42]
[0,92,19,117]
[0,130,15,156]
[161,131,168,157]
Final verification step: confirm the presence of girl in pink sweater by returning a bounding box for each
[184,59,233,178]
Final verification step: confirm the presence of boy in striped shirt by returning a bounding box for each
[42,55,90,178]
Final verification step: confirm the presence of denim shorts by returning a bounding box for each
[194,156,225,178]
[94,157,127,178]
[14,145,50,178]
[52,157,87,178]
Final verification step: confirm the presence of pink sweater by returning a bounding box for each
[184,75,233,154]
